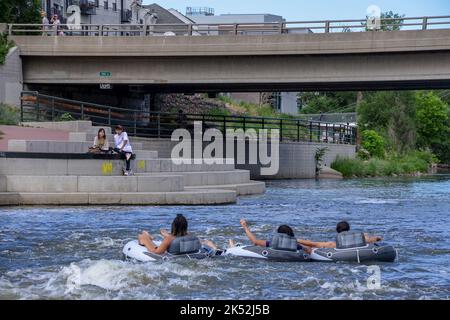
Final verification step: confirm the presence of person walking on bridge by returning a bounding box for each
[41,11,50,36]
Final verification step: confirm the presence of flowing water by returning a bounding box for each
[1,176,449,300]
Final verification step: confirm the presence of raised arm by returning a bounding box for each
[138,231,173,254]
[297,239,336,248]
[240,219,267,247]
[364,233,383,243]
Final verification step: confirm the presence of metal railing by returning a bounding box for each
[7,15,450,36]
[19,91,356,144]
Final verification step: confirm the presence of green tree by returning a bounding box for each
[361,130,385,158]
[0,33,14,65]
[357,91,417,154]
[0,0,41,24]
[379,11,405,31]
[415,92,450,162]
[298,91,357,114]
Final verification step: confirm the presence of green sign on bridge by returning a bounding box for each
[99,71,111,77]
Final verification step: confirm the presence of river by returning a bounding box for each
[1,175,449,299]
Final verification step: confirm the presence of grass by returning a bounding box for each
[0,103,20,125]
[331,151,434,178]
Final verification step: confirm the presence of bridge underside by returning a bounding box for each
[22,51,450,92]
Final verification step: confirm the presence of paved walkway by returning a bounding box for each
[0,125,69,151]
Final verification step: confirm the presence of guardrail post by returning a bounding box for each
[233,24,238,35]
[317,122,321,142]
[325,123,328,143]
[222,116,226,134]
[243,117,246,131]
[325,21,330,33]
[280,119,283,141]
[188,24,193,36]
[108,108,111,125]
[8,24,13,36]
[20,92,24,122]
[297,120,300,141]
[36,95,40,121]
[422,17,428,30]
[309,122,312,142]
[51,97,55,120]
[279,22,284,34]
[81,103,84,120]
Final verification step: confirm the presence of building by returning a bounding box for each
[41,0,134,24]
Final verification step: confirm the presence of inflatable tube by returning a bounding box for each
[310,243,397,263]
[122,240,215,262]
[225,245,310,262]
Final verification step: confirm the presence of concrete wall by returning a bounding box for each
[132,137,355,179]
[0,47,23,106]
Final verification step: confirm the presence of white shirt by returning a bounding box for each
[114,132,133,153]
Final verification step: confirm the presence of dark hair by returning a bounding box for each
[277,225,295,237]
[97,128,106,140]
[115,125,123,131]
[336,221,350,233]
[171,214,188,237]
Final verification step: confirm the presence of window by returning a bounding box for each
[104,1,108,9]
[112,1,116,11]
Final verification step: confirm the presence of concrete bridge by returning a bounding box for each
[9,27,450,91]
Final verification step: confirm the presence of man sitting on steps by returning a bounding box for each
[113,125,133,176]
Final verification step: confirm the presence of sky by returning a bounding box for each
[143,0,450,21]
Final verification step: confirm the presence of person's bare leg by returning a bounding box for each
[201,239,218,250]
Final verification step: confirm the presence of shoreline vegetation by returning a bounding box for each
[331,151,435,178]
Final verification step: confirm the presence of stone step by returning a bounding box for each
[0,189,236,205]
[137,170,250,186]
[186,181,266,196]
[133,150,158,159]
[8,139,143,153]
[136,159,236,173]
[2,175,184,193]
[22,120,93,132]
[1,158,235,176]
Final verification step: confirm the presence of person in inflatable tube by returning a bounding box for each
[297,221,383,249]
[230,219,312,254]
[138,214,223,255]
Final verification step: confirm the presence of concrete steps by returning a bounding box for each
[136,159,235,173]
[137,170,250,186]
[0,158,235,176]
[186,181,266,196]
[1,175,184,193]
[0,189,236,205]
[8,139,144,154]
[1,121,265,205]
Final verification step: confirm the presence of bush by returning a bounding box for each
[0,103,20,125]
[58,112,75,121]
[360,130,385,158]
[331,151,434,178]
[357,148,370,160]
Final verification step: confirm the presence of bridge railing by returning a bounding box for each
[19,91,356,145]
[7,15,450,36]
